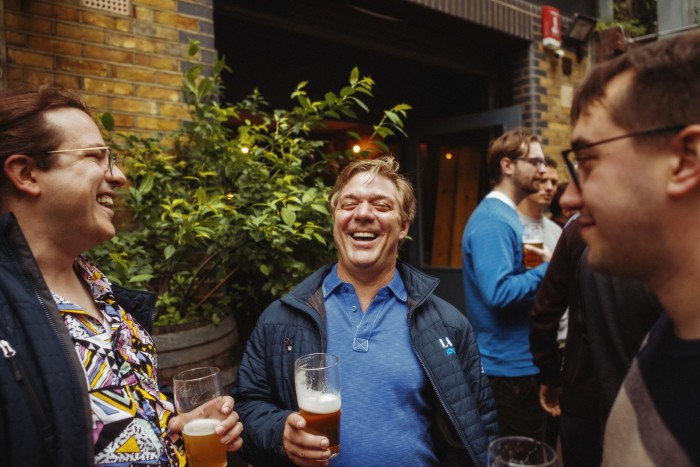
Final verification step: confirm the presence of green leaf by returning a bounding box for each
[164,245,175,260]
[349,67,359,85]
[100,112,115,132]
[281,207,296,227]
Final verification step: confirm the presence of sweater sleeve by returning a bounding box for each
[466,216,546,311]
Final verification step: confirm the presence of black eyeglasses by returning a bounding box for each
[46,146,118,175]
[562,124,686,188]
[517,156,547,169]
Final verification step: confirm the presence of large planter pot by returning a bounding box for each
[153,314,242,391]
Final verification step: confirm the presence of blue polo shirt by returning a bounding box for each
[324,265,438,467]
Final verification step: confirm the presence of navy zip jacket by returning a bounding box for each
[0,213,156,467]
[233,261,498,467]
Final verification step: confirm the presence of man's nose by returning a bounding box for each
[354,201,374,218]
[560,181,583,211]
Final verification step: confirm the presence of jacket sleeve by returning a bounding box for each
[231,311,296,467]
[529,218,584,386]
[460,321,499,447]
[464,218,546,311]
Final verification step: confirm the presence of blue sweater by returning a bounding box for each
[461,197,546,377]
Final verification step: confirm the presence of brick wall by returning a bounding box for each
[513,16,589,177]
[1,0,215,134]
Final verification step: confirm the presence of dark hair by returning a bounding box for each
[486,127,542,186]
[0,84,91,168]
[571,31,700,149]
[549,182,568,219]
[545,155,557,169]
[330,155,416,226]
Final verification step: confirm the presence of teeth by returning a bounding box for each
[352,232,376,239]
[97,195,113,207]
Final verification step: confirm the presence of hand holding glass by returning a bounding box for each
[522,223,545,269]
[173,367,227,467]
[294,353,341,458]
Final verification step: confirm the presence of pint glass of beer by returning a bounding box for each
[294,353,341,458]
[522,223,545,269]
[488,436,556,467]
[173,367,227,467]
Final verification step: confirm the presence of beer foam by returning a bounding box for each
[182,418,219,436]
[297,391,341,414]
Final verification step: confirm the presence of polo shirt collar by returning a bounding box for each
[322,263,408,303]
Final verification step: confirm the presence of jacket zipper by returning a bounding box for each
[408,293,480,467]
[1,338,57,459]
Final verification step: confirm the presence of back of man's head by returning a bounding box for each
[486,127,542,187]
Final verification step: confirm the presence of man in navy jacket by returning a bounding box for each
[233,156,498,466]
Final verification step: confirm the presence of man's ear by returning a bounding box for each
[4,155,41,196]
[500,157,515,177]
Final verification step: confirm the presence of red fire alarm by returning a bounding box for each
[542,6,562,50]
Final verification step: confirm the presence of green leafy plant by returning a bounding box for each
[89,40,410,328]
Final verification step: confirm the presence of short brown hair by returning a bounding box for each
[486,127,542,186]
[0,84,91,165]
[571,31,700,149]
[329,155,416,226]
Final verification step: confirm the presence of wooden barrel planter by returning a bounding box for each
[153,314,242,392]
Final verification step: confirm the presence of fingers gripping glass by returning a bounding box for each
[47,146,118,175]
[562,124,686,189]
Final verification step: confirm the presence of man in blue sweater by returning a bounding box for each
[462,127,550,441]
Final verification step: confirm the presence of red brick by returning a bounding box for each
[159,103,189,119]
[28,36,82,57]
[107,34,156,53]
[112,97,158,114]
[5,31,27,47]
[8,49,54,68]
[154,11,199,30]
[57,57,109,77]
[55,23,105,43]
[84,46,133,63]
[137,116,181,131]
[135,84,180,101]
[136,0,177,10]
[112,65,156,82]
[5,12,52,34]
[84,78,134,96]
[82,10,117,29]
[158,71,183,87]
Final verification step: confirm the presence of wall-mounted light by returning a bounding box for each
[352,144,361,154]
[563,13,597,62]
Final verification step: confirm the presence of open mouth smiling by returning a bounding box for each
[97,195,114,207]
[351,232,378,241]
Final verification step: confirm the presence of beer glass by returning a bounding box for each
[294,353,341,458]
[522,223,545,269]
[488,436,556,467]
[173,367,227,467]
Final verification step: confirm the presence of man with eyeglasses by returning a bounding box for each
[559,31,700,465]
[0,85,243,466]
[462,127,551,441]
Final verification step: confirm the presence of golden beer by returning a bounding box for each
[182,418,227,467]
[523,241,544,269]
[298,393,341,457]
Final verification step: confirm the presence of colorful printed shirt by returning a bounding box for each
[53,256,186,466]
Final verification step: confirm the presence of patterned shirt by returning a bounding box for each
[53,256,186,466]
